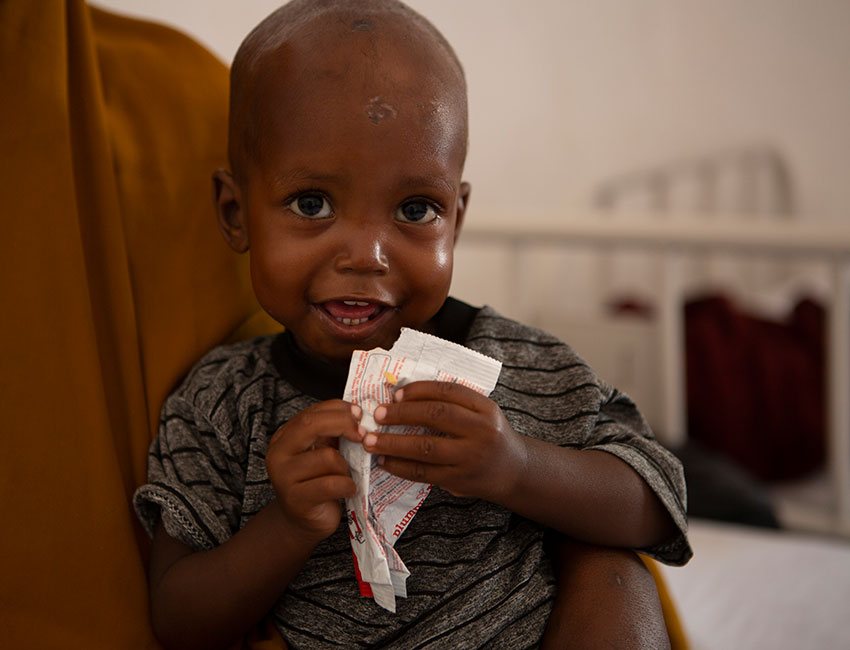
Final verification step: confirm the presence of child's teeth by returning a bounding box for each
[332,301,377,325]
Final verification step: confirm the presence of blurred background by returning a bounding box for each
[95,0,850,224]
[89,2,850,647]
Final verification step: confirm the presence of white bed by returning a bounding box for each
[658,518,850,650]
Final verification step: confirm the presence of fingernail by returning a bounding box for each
[374,406,387,421]
[364,433,377,447]
[351,404,362,419]
[357,424,367,439]
[393,388,404,402]
[377,455,385,466]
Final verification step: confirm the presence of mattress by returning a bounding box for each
[657,518,850,649]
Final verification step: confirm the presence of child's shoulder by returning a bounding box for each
[176,334,279,395]
[467,306,585,362]
[466,305,604,387]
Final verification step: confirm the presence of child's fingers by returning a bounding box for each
[290,473,357,505]
[389,380,489,410]
[373,398,480,438]
[278,471,355,540]
[362,429,454,465]
[269,400,364,452]
[269,444,352,485]
[376,455,450,488]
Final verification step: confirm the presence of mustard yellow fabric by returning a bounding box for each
[0,2,261,647]
[0,2,685,648]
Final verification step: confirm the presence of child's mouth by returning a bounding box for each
[322,300,385,326]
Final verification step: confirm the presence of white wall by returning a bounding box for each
[94,0,850,225]
[91,0,849,440]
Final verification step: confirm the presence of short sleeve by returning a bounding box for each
[466,307,692,566]
[586,381,691,565]
[133,362,248,551]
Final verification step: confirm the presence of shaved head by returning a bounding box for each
[228,0,468,181]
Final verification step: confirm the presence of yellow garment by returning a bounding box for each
[0,2,261,647]
[0,2,685,648]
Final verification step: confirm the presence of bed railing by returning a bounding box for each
[455,216,850,537]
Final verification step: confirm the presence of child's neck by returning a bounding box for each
[270,297,479,400]
[272,331,350,400]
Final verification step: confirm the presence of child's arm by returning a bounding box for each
[541,537,670,650]
[364,381,679,550]
[146,400,363,650]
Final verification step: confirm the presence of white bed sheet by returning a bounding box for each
[657,518,850,650]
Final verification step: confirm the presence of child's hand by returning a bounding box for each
[364,381,528,504]
[266,400,364,544]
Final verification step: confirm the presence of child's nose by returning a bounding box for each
[333,230,390,275]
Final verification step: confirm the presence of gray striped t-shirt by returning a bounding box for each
[134,304,690,648]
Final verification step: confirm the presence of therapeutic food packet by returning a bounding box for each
[340,327,502,612]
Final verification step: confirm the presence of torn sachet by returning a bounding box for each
[340,327,501,612]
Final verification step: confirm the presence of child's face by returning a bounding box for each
[219,31,469,364]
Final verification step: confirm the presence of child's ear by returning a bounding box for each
[454,181,471,244]
[213,168,249,253]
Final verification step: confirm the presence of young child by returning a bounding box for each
[134,1,691,648]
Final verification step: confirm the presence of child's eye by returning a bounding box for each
[395,200,438,224]
[289,193,332,219]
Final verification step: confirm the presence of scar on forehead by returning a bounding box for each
[350,19,374,32]
[365,96,398,125]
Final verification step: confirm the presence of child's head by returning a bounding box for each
[214,0,471,364]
